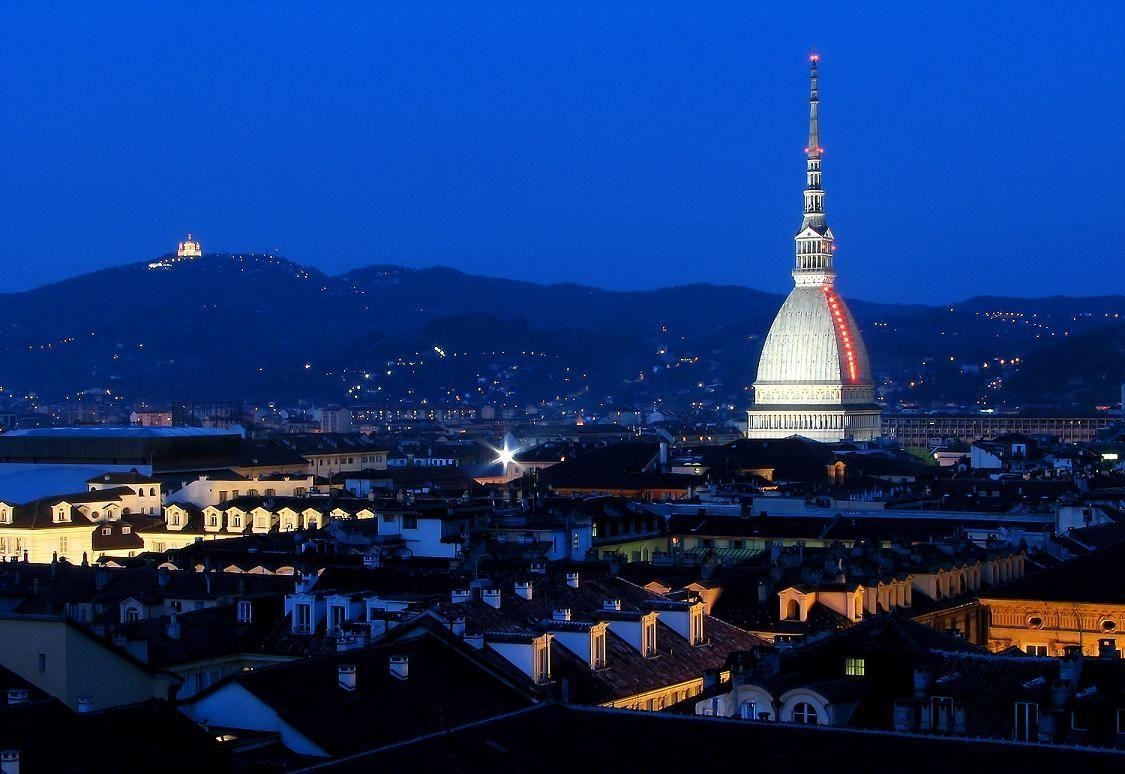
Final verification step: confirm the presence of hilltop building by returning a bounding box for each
[176,233,202,258]
[747,57,881,442]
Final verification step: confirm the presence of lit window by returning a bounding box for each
[237,601,253,623]
[845,657,865,677]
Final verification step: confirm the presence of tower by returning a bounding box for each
[746,56,881,442]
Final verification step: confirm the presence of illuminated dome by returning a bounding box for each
[755,285,872,387]
[746,57,881,442]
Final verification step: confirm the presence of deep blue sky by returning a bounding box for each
[2,1,1122,304]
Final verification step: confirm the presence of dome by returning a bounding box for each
[755,285,872,387]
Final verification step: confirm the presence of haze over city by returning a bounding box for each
[2,1,1122,304]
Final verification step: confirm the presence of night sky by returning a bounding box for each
[2,1,1122,304]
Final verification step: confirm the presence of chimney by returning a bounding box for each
[166,613,181,641]
[892,701,915,732]
[481,588,501,609]
[1060,646,1085,684]
[76,696,94,714]
[0,750,19,774]
[338,664,357,692]
[603,599,622,612]
[5,689,28,706]
[464,632,485,650]
[952,701,968,735]
[529,561,546,575]
[451,588,471,604]
[1050,680,1071,711]
[450,617,466,637]
[389,655,409,681]
[913,669,932,700]
[1098,638,1118,659]
[514,581,533,600]
[565,571,580,588]
[552,608,572,622]
[336,635,361,653]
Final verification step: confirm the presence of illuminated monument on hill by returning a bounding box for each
[177,233,202,258]
[746,56,881,442]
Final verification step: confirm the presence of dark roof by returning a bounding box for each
[0,698,228,772]
[982,540,1125,604]
[85,468,161,485]
[315,702,1125,773]
[118,595,289,667]
[194,629,535,757]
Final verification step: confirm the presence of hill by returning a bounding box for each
[0,252,1121,415]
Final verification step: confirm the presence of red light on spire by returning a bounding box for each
[810,53,820,62]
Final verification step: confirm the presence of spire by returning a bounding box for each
[794,53,833,285]
[807,54,821,157]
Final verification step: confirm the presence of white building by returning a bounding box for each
[747,57,881,442]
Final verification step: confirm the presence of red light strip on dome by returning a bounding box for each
[823,286,859,382]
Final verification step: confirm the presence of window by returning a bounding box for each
[1026,644,1049,657]
[329,605,346,631]
[169,600,182,612]
[1072,709,1090,732]
[121,526,131,534]
[237,601,253,623]
[294,488,306,497]
[792,702,818,724]
[592,630,607,669]
[534,640,551,683]
[37,653,46,673]
[1014,702,1039,742]
[402,515,418,530]
[294,604,311,633]
[170,512,181,526]
[690,607,704,646]
[58,537,68,555]
[642,618,657,657]
[1102,619,1117,632]
[102,527,112,536]
[785,599,801,621]
[845,657,866,677]
[0,508,9,524]
[209,515,218,527]
[1027,616,1044,629]
[125,608,140,623]
[232,490,239,499]
[218,491,228,503]
[230,515,241,529]
[1117,708,1125,734]
[248,489,258,498]
[383,514,397,523]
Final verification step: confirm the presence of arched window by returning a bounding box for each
[125,608,140,623]
[149,488,156,497]
[785,599,801,620]
[792,702,818,724]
